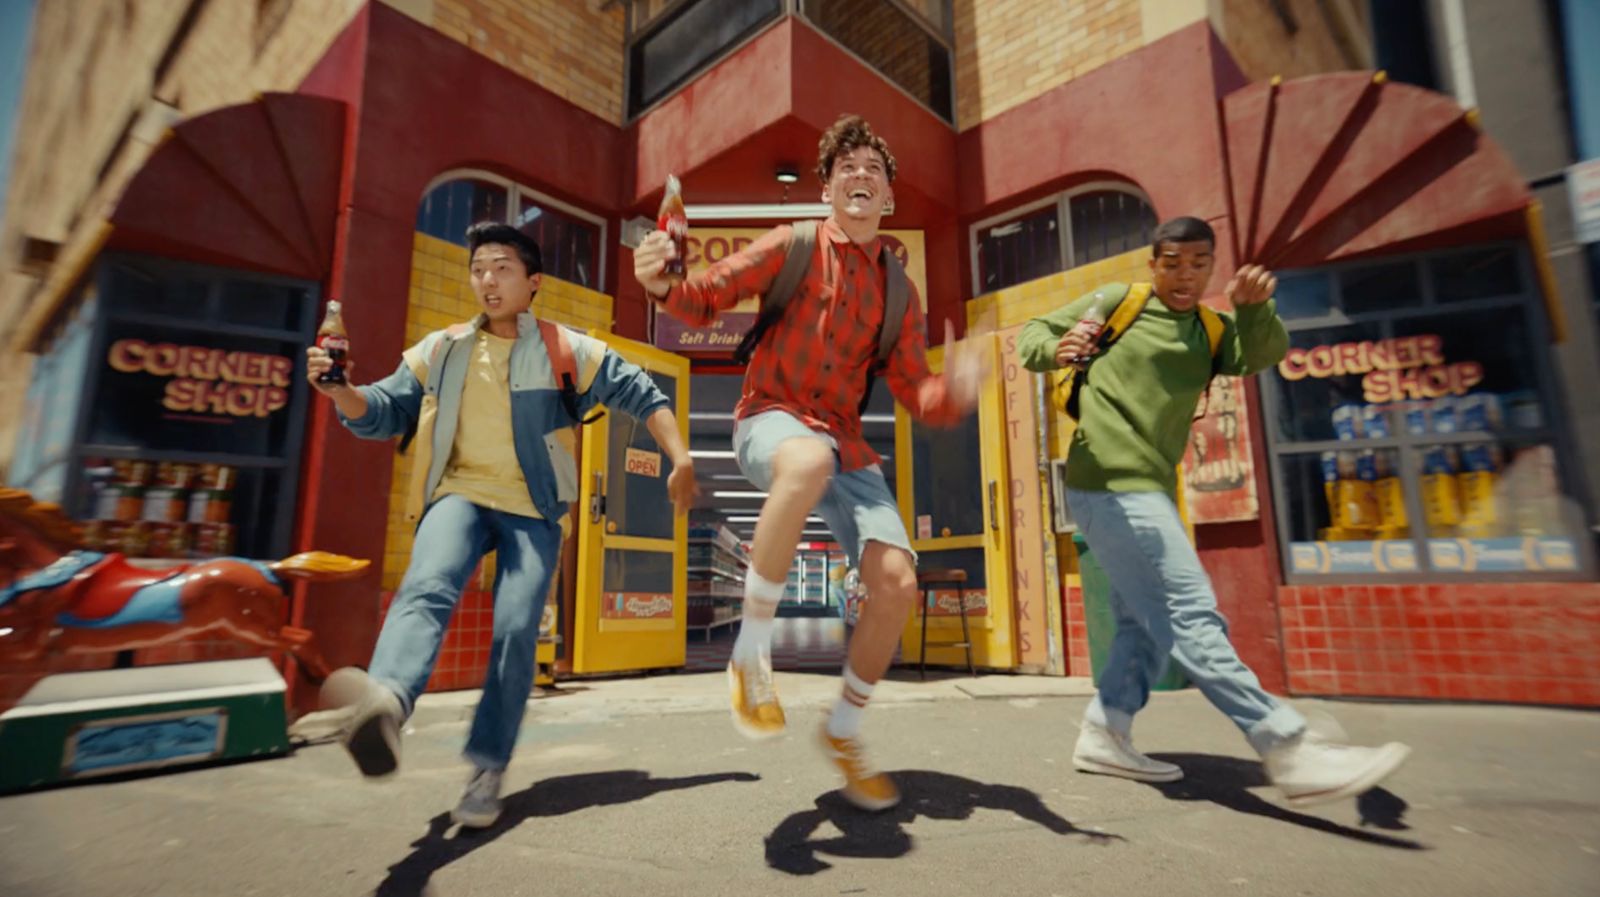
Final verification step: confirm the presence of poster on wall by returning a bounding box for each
[1181,375,1259,523]
[652,227,927,353]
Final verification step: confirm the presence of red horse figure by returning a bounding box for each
[0,488,368,682]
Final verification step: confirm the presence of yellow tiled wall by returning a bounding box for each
[381,232,614,591]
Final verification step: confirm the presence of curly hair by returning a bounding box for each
[815,114,897,185]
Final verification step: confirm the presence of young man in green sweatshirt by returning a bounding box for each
[1018,217,1410,807]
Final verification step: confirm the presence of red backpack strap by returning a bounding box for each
[539,318,577,389]
[539,319,603,426]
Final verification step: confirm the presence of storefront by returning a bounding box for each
[10,4,1596,713]
[10,255,318,565]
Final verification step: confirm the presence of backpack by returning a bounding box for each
[732,220,910,414]
[397,319,599,455]
[1052,282,1226,421]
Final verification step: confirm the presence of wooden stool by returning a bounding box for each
[917,568,974,680]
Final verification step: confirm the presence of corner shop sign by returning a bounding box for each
[1277,334,1483,404]
[107,338,294,418]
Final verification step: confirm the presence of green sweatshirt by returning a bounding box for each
[1017,282,1288,496]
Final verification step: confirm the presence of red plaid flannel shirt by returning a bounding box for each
[660,218,962,472]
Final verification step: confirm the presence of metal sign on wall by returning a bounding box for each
[1567,158,1600,244]
[652,226,927,353]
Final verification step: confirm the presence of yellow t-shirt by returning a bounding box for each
[432,331,541,518]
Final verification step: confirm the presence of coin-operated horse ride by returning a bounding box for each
[0,488,369,791]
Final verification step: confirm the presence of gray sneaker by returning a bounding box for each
[322,667,403,779]
[452,767,504,828]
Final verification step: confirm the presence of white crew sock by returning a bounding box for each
[732,570,784,662]
[827,664,876,738]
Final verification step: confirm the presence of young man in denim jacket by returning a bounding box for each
[307,223,697,827]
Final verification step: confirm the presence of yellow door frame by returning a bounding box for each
[571,332,690,674]
[896,336,1017,670]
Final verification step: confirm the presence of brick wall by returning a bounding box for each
[807,0,939,110]
[430,0,625,124]
[1215,0,1368,82]
[1280,582,1600,707]
[953,0,1144,131]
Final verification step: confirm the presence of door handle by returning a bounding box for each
[589,471,606,523]
[988,480,999,532]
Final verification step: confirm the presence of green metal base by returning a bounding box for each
[0,658,290,794]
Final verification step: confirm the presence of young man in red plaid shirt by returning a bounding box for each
[634,115,987,811]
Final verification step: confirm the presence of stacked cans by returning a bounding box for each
[82,460,237,558]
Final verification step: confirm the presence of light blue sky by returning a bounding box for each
[0,0,38,224]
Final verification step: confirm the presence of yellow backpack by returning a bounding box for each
[1050,282,1226,421]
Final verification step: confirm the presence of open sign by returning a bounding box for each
[625,447,661,478]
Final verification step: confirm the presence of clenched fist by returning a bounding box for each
[633,231,677,299]
[1226,264,1277,307]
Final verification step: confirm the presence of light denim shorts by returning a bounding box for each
[733,410,915,564]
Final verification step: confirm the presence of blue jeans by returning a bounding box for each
[367,494,562,771]
[1066,488,1305,754]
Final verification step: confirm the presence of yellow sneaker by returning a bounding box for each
[819,725,901,811]
[727,655,785,739]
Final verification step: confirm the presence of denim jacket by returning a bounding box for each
[339,312,670,522]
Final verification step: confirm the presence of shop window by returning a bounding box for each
[976,204,1061,294]
[517,192,599,289]
[415,179,510,246]
[1339,259,1422,315]
[1274,271,1333,320]
[416,175,603,289]
[1428,246,1522,303]
[44,255,320,562]
[799,0,954,123]
[627,0,783,117]
[909,412,983,535]
[972,187,1156,294]
[1068,190,1158,267]
[1263,244,1592,580]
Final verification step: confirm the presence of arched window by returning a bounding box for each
[971,185,1157,294]
[416,172,606,290]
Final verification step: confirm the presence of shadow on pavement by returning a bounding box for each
[374,769,760,896]
[764,769,1123,876]
[1141,752,1426,849]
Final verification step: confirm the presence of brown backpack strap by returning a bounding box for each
[876,245,909,365]
[732,221,819,365]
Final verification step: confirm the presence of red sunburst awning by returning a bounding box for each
[1222,72,1531,269]
[109,92,346,281]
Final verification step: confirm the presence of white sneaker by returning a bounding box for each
[323,667,403,779]
[1072,719,1183,783]
[1263,733,1411,808]
[451,767,504,828]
